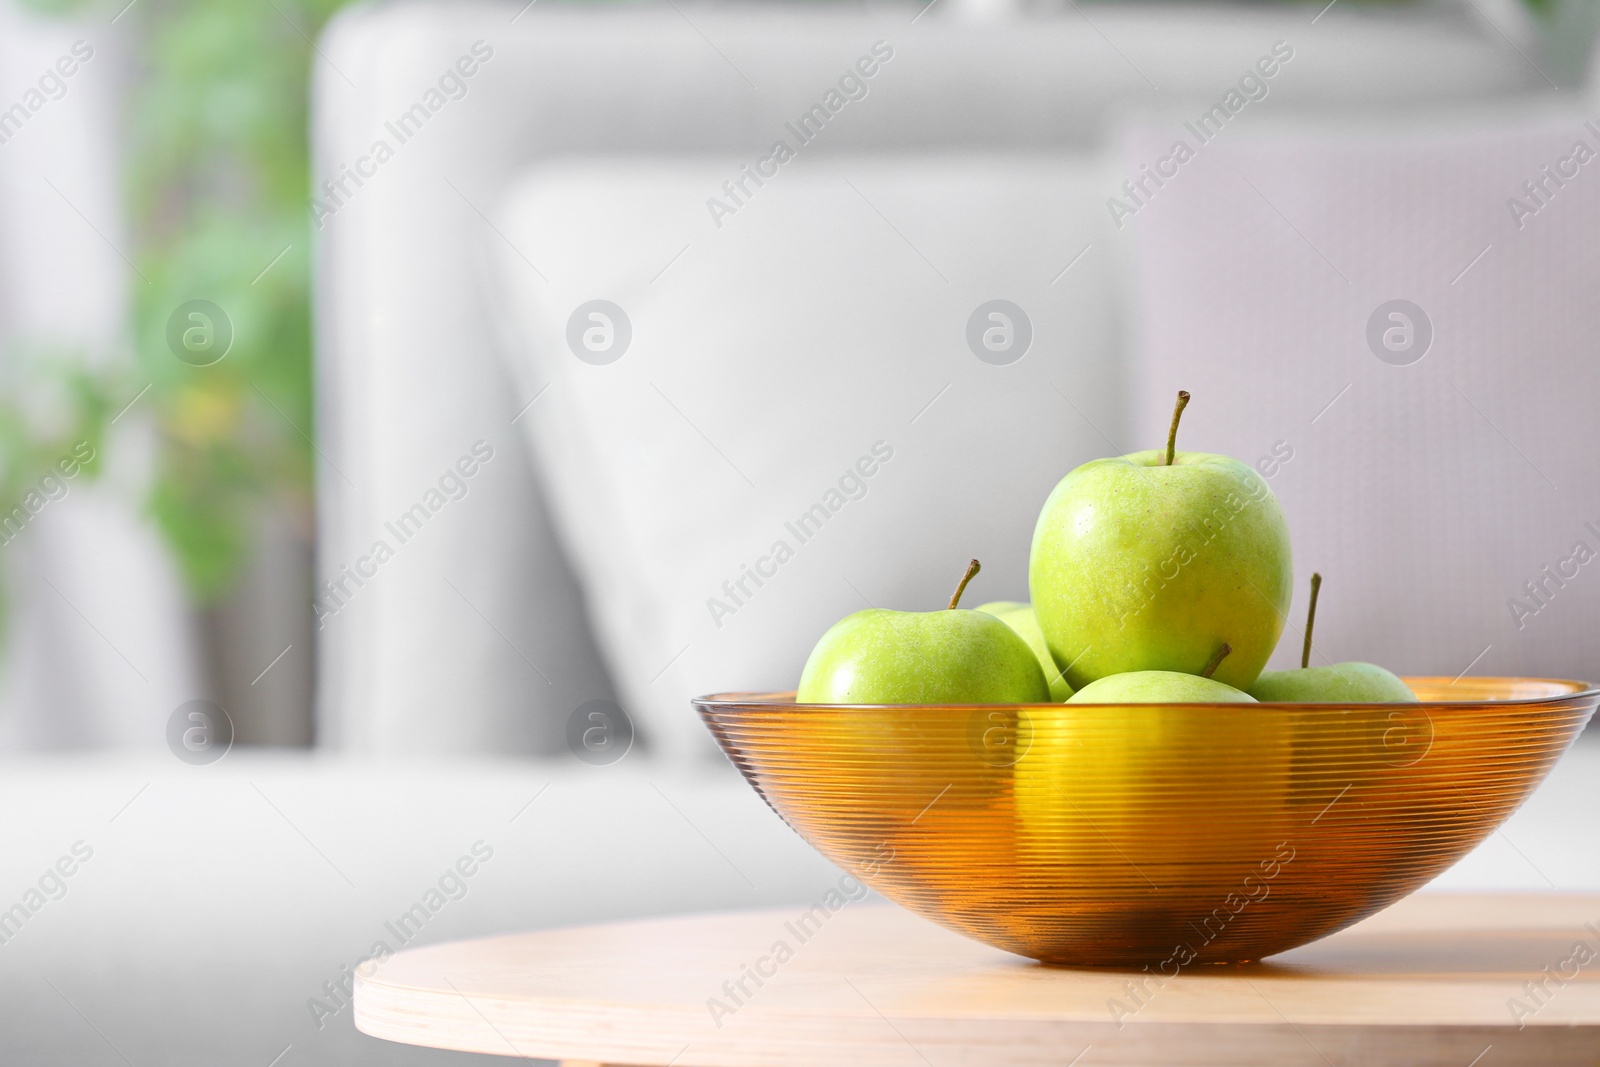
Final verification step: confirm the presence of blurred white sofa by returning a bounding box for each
[312,0,1562,759]
[0,751,848,1066]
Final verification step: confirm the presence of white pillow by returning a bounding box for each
[494,155,1126,760]
[1119,109,1600,682]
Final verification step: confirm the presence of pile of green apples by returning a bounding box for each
[797,392,1414,707]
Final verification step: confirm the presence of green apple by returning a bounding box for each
[1029,391,1293,692]
[1249,573,1415,702]
[1068,671,1255,704]
[1066,642,1254,703]
[797,561,1050,704]
[1251,664,1414,702]
[1014,644,1289,903]
[974,601,1073,701]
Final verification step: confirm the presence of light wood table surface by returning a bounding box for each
[354,893,1600,1066]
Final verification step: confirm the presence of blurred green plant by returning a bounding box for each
[0,364,112,492]
[0,357,112,633]
[19,0,356,603]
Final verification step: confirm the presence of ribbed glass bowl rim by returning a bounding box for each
[693,677,1600,713]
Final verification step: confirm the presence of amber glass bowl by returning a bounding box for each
[695,677,1596,966]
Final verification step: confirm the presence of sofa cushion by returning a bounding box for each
[0,751,842,1065]
[1120,107,1600,682]
[493,154,1127,758]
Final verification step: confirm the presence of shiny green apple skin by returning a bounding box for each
[1067,670,1256,704]
[1029,449,1293,692]
[1249,663,1415,703]
[796,608,1050,704]
[974,601,1073,701]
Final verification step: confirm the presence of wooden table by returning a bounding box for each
[354,893,1600,1066]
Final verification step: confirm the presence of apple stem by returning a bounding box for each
[1200,643,1231,679]
[1301,572,1322,670]
[947,559,981,610]
[1164,390,1191,466]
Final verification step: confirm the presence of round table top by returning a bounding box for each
[354,892,1600,1066]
